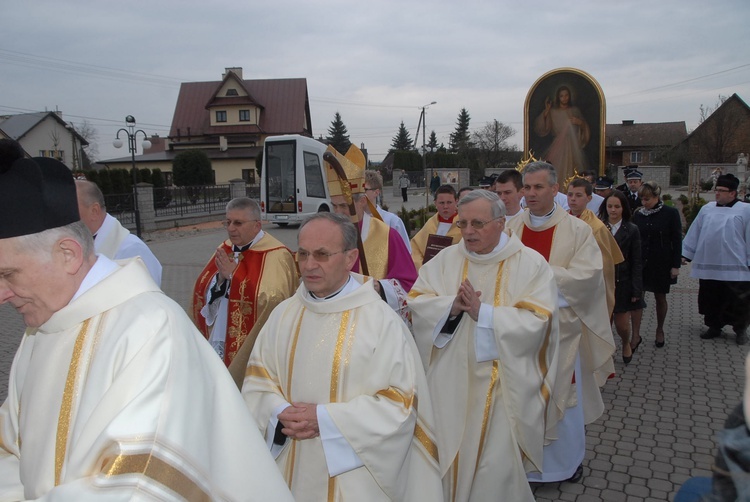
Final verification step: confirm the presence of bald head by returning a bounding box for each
[75,180,107,235]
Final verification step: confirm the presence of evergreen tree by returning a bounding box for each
[427,130,439,150]
[449,108,471,152]
[173,150,213,186]
[390,121,414,151]
[326,112,352,154]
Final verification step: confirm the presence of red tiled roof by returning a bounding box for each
[169,78,310,138]
[605,121,687,147]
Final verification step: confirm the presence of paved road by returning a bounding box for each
[0,188,744,501]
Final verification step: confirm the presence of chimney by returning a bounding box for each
[223,67,243,79]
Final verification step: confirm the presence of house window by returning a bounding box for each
[630,151,642,163]
[216,111,227,123]
[242,168,256,184]
[239,110,251,122]
[226,89,238,96]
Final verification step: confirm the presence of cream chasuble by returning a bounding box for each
[410,214,462,271]
[408,235,559,502]
[242,275,443,502]
[507,206,616,427]
[0,258,293,501]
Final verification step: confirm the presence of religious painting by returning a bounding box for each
[524,68,606,185]
[442,171,458,184]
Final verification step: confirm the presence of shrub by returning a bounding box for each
[678,194,689,205]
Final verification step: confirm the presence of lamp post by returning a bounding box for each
[114,115,151,238]
[419,101,436,209]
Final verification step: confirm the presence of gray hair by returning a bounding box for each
[299,212,358,251]
[75,179,106,209]
[457,189,507,218]
[226,197,261,219]
[523,161,558,185]
[14,220,94,260]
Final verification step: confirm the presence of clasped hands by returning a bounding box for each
[278,402,319,441]
[450,279,482,322]
[215,247,238,282]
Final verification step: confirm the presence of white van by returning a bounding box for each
[260,135,331,226]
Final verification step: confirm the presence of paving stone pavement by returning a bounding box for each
[0,188,745,501]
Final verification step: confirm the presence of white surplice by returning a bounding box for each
[94,213,163,286]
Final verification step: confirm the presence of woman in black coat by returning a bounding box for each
[602,190,645,363]
[631,182,682,348]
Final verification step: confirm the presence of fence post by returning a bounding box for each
[137,183,155,234]
[229,179,246,200]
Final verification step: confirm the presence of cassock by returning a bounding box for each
[578,208,625,316]
[94,213,162,286]
[355,213,418,318]
[242,275,443,502]
[682,200,750,331]
[507,205,615,481]
[192,230,297,387]
[410,213,462,271]
[408,233,559,502]
[0,257,294,501]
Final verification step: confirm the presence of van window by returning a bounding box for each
[304,151,326,198]
[265,142,296,213]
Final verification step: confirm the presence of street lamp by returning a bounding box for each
[113,115,151,238]
[418,101,437,208]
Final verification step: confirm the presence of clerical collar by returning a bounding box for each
[437,213,456,224]
[309,275,358,301]
[529,204,556,227]
[467,231,509,257]
[233,230,264,252]
[72,255,119,302]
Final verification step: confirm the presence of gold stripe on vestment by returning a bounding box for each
[55,318,91,486]
[376,386,413,411]
[414,422,439,463]
[328,476,336,502]
[474,360,498,476]
[329,310,350,403]
[538,322,553,405]
[246,363,272,380]
[99,452,210,501]
[286,308,306,399]
[461,259,469,281]
[451,454,459,502]
[493,261,506,306]
[513,300,551,320]
[407,289,423,299]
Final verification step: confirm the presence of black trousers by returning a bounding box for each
[698,279,750,332]
[401,187,408,202]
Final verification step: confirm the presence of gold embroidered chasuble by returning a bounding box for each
[0,258,294,501]
[407,235,559,501]
[243,276,443,501]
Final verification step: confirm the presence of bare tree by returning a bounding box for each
[71,120,99,166]
[471,120,516,169]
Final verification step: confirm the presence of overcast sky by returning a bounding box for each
[2,0,748,162]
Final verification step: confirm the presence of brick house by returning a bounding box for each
[102,68,312,185]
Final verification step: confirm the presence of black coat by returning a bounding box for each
[612,221,644,311]
[632,203,682,294]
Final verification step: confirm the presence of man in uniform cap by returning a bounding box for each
[683,173,750,345]
[617,166,644,214]
[0,139,293,500]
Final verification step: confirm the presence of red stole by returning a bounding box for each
[437,213,457,224]
[519,225,556,262]
[192,242,266,366]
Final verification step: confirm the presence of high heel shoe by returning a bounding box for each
[655,330,665,348]
[622,353,632,365]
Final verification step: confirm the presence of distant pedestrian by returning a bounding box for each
[399,172,410,202]
[430,172,440,195]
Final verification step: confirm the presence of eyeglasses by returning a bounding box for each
[296,249,349,263]
[455,215,505,229]
[714,188,733,193]
[364,187,378,192]
[222,219,258,228]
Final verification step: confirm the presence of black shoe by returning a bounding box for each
[622,354,632,365]
[701,327,722,340]
[566,464,584,483]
